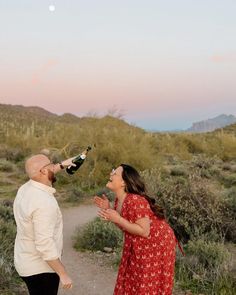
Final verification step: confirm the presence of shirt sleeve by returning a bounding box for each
[128,195,151,223]
[32,199,59,261]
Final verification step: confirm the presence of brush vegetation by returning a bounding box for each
[0,103,236,294]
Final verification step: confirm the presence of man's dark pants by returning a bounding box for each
[21,272,60,295]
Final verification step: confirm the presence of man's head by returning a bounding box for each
[25,154,56,185]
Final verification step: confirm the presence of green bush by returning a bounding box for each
[0,203,15,222]
[0,160,14,172]
[191,154,218,169]
[176,239,236,294]
[142,167,231,243]
[170,166,187,176]
[5,148,25,162]
[74,217,123,251]
[95,187,115,202]
[0,203,26,294]
[221,174,236,187]
[65,187,87,203]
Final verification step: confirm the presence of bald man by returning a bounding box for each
[13,154,75,295]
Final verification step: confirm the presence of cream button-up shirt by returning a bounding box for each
[13,180,63,276]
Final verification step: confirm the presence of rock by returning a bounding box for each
[103,247,113,253]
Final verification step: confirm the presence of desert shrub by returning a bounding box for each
[222,188,236,241]
[208,165,221,177]
[55,172,72,186]
[191,154,220,170]
[230,164,236,173]
[181,135,205,154]
[170,166,187,177]
[142,168,229,243]
[94,187,115,202]
[0,203,14,222]
[176,239,236,294]
[226,186,236,198]
[0,159,14,172]
[200,169,211,179]
[220,174,236,187]
[0,203,26,294]
[5,148,25,162]
[222,163,232,171]
[74,217,123,251]
[65,187,87,203]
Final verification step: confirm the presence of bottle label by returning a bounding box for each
[80,154,86,160]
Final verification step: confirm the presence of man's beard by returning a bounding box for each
[48,170,57,184]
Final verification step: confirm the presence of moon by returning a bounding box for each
[49,5,55,12]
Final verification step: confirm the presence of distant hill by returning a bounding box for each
[187,114,236,133]
[214,122,236,136]
[0,103,138,129]
[0,103,56,117]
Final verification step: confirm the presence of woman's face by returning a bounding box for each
[106,166,125,192]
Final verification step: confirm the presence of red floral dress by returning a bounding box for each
[114,194,176,295]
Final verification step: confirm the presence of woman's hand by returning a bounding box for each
[94,194,110,210]
[98,208,121,224]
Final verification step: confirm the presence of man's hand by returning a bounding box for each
[94,194,110,209]
[46,259,73,289]
[60,273,73,289]
[61,157,77,168]
[53,157,77,173]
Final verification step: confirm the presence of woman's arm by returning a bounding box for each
[98,209,150,238]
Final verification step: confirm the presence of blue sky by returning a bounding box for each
[0,0,236,130]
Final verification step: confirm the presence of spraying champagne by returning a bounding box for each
[66,146,92,175]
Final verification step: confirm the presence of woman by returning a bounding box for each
[94,164,177,295]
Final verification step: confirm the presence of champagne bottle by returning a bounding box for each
[66,146,92,175]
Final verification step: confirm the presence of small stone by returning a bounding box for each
[103,247,113,253]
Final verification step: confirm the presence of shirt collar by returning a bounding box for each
[29,179,56,195]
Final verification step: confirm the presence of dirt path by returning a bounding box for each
[58,205,117,295]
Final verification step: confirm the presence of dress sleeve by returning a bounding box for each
[127,195,151,223]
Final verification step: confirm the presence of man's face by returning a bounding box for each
[40,162,57,184]
[47,168,57,184]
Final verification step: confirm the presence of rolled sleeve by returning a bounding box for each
[32,200,59,261]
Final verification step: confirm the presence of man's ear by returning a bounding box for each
[40,168,47,175]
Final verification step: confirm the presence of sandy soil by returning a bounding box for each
[58,205,117,295]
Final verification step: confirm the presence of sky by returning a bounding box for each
[0,0,236,130]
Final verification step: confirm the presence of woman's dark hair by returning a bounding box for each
[120,164,165,219]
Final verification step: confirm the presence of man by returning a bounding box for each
[13,154,75,295]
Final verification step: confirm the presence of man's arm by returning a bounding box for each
[46,259,72,289]
[53,157,76,174]
[33,200,72,289]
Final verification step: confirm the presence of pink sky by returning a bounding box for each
[1,1,236,130]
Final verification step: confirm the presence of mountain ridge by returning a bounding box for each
[187,114,236,133]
